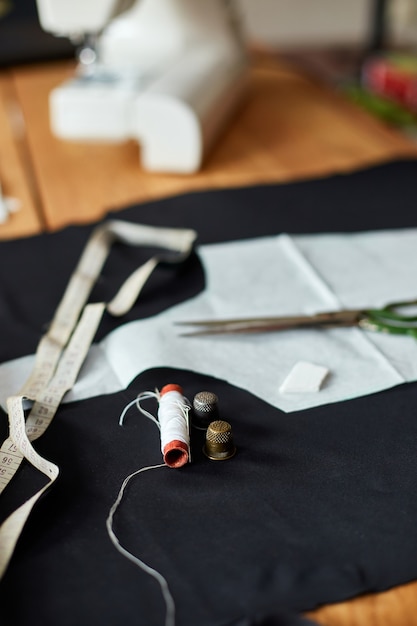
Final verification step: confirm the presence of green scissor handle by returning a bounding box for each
[360,299,417,337]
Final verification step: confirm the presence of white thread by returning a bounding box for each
[158,390,190,455]
[120,388,190,468]
[119,390,161,428]
[106,463,176,626]
[112,387,191,625]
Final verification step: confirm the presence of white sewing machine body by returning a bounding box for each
[36,0,248,173]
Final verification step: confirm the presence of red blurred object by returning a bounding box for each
[362,54,417,112]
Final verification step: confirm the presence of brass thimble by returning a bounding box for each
[193,391,219,429]
[203,420,236,460]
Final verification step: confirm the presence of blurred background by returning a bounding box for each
[2,0,417,167]
[1,0,417,67]
[240,0,417,50]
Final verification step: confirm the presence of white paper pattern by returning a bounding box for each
[1,229,417,413]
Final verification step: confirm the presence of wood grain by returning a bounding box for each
[12,55,417,231]
[307,580,417,625]
[0,72,43,239]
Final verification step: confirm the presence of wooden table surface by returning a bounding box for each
[2,53,417,236]
[1,52,417,624]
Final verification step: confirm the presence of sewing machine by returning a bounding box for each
[35,0,248,173]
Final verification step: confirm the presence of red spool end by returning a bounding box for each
[160,384,183,397]
[163,440,189,468]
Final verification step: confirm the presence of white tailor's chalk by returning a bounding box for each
[279,361,329,393]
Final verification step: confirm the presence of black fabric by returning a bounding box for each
[1,158,417,625]
[229,613,317,625]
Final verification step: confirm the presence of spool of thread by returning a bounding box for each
[158,384,190,468]
[192,390,219,429]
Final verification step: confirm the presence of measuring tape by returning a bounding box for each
[0,220,197,578]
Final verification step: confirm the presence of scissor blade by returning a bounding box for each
[177,310,363,336]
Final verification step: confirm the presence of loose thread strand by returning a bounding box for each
[119,391,160,428]
[106,463,176,626]
[111,386,189,624]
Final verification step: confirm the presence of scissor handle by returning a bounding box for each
[361,299,417,337]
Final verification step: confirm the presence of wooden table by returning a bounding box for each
[1,51,417,624]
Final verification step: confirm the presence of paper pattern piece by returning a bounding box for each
[1,229,417,413]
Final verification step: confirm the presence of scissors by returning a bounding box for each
[177,299,417,337]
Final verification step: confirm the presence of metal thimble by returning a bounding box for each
[193,391,219,429]
[203,420,236,460]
